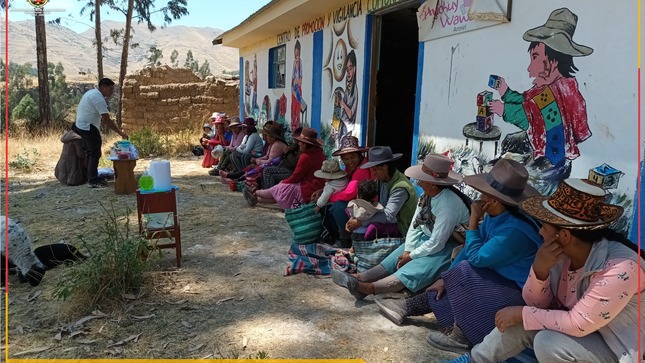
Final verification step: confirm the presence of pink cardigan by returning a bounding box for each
[329,158,371,203]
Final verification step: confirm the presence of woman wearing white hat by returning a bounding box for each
[448,178,645,363]
[332,153,470,299]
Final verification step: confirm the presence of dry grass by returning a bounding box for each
[3,127,197,175]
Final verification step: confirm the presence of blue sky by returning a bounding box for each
[6,0,271,33]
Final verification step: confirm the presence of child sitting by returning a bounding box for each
[313,160,348,213]
[347,179,400,241]
[199,123,214,150]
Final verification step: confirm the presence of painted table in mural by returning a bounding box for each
[462,123,502,157]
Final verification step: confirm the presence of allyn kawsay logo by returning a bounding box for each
[26,0,49,9]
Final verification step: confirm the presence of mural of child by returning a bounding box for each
[487,8,593,194]
[335,49,359,143]
[291,40,303,131]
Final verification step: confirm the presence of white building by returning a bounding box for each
[215,0,641,235]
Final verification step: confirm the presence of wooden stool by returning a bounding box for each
[136,188,182,267]
[112,159,138,194]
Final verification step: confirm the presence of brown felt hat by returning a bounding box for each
[405,153,462,186]
[293,127,323,147]
[521,178,623,231]
[332,135,368,156]
[463,158,539,206]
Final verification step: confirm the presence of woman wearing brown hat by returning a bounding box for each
[243,127,325,209]
[449,179,645,363]
[375,158,543,354]
[332,153,468,299]
[312,135,370,247]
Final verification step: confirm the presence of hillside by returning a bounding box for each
[1,18,239,82]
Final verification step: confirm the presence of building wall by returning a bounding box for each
[233,0,641,234]
[121,66,239,132]
[416,0,639,232]
[240,0,369,156]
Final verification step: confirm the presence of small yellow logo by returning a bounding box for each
[27,0,49,9]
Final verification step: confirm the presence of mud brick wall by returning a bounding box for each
[121,66,239,132]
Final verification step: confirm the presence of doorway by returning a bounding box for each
[372,7,419,169]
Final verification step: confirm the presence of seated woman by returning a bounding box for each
[202,115,229,168]
[375,159,543,354]
[210,117,244,175]
[332,152,470,299]
[261,127,302,189]
[447,178,645,363]
[230,118,264,173]
[312,135,370,247]
[220,123,288,183]
[243,127,326,209]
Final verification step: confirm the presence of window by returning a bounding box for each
[268,45,286,89]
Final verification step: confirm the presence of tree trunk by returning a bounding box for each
[95,0,104,79]
[116,0,134,128]
[35,10,51,127]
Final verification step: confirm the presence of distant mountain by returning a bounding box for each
[2,18,239,82]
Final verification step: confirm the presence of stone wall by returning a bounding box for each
[121,66,239,132]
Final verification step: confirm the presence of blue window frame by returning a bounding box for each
[268,45,286,89]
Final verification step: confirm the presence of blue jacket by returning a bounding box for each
[452,210,542,288]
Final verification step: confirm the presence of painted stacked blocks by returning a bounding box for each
[588,163,623,190]
[476,90,494,132]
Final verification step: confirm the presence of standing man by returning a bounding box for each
[488,8,593,193]
[73,78,128,188]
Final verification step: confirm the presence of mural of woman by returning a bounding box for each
[252,55,259,116]
[291,40,303,131]
[335,50,358,143]
[244,59,251,117]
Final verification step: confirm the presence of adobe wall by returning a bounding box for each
[121,66,239,132]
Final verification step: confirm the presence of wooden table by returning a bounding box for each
[462,122,502,157]
[110,158,138,194]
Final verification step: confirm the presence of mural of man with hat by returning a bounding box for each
[488,8,593,193]
[447,178,645,363]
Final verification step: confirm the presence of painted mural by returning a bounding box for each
[488,7,593,195]
[322,12,364,152]
[244,54,260,118]
[416,6,635,233]
[291,40,304,130]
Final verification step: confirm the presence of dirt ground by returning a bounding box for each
[2,156,461,362]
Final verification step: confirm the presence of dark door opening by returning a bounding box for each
[373,7,419,169]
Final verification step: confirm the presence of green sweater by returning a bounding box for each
[387,169,418,235]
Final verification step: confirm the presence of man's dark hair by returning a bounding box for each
[528,42,578,78]
[357,179,378,202]
[294,40,301,52]
[99,78,115,87]
[384,161,397,178]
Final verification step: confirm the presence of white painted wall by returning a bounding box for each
[418,1,638,203]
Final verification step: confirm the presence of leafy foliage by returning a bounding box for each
[147,46,164,66]
[9,148,40,171]
[184,50,199,73]
[11,95,39,124]
[197,60,211,79]
[53,203,155,311]
[129,127,166,156]
[0,60,75,131]
[48,62,77,126]
[170,49,179,67]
